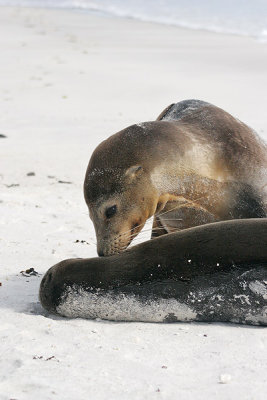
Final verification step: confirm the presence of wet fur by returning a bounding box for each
[40,219,267,325]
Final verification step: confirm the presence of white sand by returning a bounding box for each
[0,6,267,400]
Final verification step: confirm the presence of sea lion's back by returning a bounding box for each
[157,99,210,122]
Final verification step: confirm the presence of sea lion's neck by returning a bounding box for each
[150,164,232,217]
[150,162,213,197]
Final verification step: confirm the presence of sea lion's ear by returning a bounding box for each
[125,165,143,182]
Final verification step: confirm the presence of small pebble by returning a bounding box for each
[58,180,72,184]
[5,184,19,188]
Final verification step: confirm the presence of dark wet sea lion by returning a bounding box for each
[84,100,267,256]
[40,219,267,325]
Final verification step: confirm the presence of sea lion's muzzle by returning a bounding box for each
[96,236,131,257]
[96,222,144,256]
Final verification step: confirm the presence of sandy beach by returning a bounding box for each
[0,6,267,400]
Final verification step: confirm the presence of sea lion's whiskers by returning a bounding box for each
[95,198,206,247]
[110,194,206,246]
[158,218,183,221]
[110,206,186,245]
[153,195,206,219]
[112,204,188,244]
[130,226,173,237]
[129,228,182,246]
[154,203,187,218]
[112,218,153,242]
[112,208,184,243]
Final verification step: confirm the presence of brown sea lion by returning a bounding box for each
[84,100,267,256]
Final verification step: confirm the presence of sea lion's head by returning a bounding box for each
[84,163,158,256]
[83,122,176,256]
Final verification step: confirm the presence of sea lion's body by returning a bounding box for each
[84,100,267,256]
[39,100,267,325]
[39,219,267,325]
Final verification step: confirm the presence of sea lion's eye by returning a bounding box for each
[105,205,117,219]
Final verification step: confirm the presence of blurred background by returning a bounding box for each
[1,0,267,41]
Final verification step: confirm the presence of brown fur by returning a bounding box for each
[84,100,267,256]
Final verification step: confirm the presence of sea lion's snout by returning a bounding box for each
[91,198,149,256]
[96,233,132,257]
[96,218,145,256]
